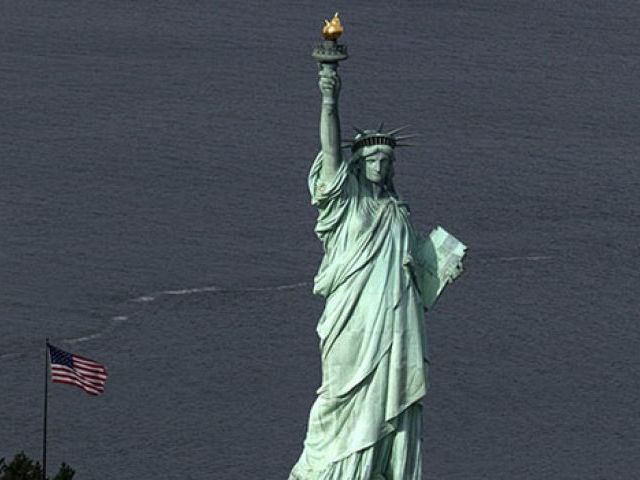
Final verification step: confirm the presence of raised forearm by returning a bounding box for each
[318,67,342,181]
[320,101,341,179]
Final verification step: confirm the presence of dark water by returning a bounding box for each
[1,1,638,478]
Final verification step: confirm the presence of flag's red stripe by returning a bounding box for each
[72,362,106,374]
[51,364,107,383]
[51,371,105,391]
[51,370,105,390]
[73,366,107,378]
[52,377,100,395]
[71,353,103,364]
[74,364,106,374]
[48,345,107,395]
[51,375,104,393]
[51,366,106,390]
[72,357,106,372]
[52,379,98,395]
[51,372,104,390]
[51,364,105,382]
[71,366,108,380]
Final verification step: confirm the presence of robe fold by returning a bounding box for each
[289,152,455,480]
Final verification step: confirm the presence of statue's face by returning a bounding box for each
[362,146,393,185]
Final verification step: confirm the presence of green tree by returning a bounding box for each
[0,452,74,480]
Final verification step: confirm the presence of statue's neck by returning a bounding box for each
[367,181,386,200]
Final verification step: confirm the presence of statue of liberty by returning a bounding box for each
[288,14,467,480]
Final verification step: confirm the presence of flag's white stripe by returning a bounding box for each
[48,346,107,395]
[51,374,105,391]
[52,364,98,380]
[53,378,99,395]
[51,365,79,377]
[73,365,107,378]
[51,371,104,390]
[72,358,105,371]
[51,372,105,392]
[51,366,106,389]
[52,363,107,382]
[72,357,106,372]
[52,377,101,395]
[72,355,103,366]
[51,369,106,389]
[73,365,108,380]
[73,356,102,364]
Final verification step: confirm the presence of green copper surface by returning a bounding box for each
[288,31,466,480]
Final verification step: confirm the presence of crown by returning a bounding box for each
[342,124,416,153]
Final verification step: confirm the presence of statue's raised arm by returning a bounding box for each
[312,12,348,183]
[318,69,342,181]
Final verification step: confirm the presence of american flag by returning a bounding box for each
[48,343,108,396]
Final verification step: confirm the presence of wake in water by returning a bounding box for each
[130,281,309,303]
[65,281,310,344]
[0,281,311,359]
[1,256,552,358]
[496,255,552,262]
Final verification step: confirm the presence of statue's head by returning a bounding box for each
[347,125,413,194]
[360,144,394,185]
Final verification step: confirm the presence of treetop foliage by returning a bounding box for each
[0,452,74,480]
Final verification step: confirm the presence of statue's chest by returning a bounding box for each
[348,198,411,241]
[348,202,375,238]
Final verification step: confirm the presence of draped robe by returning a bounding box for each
[289,152,436,479]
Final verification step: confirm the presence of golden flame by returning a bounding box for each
[322,12,344,41]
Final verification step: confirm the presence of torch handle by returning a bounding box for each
[318,61,339,77]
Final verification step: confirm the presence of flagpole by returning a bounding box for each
[43,337,49,480]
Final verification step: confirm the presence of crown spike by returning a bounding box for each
[386,125,411,136]
[349,124,419,153]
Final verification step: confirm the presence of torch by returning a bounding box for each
[312,13,348,81]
